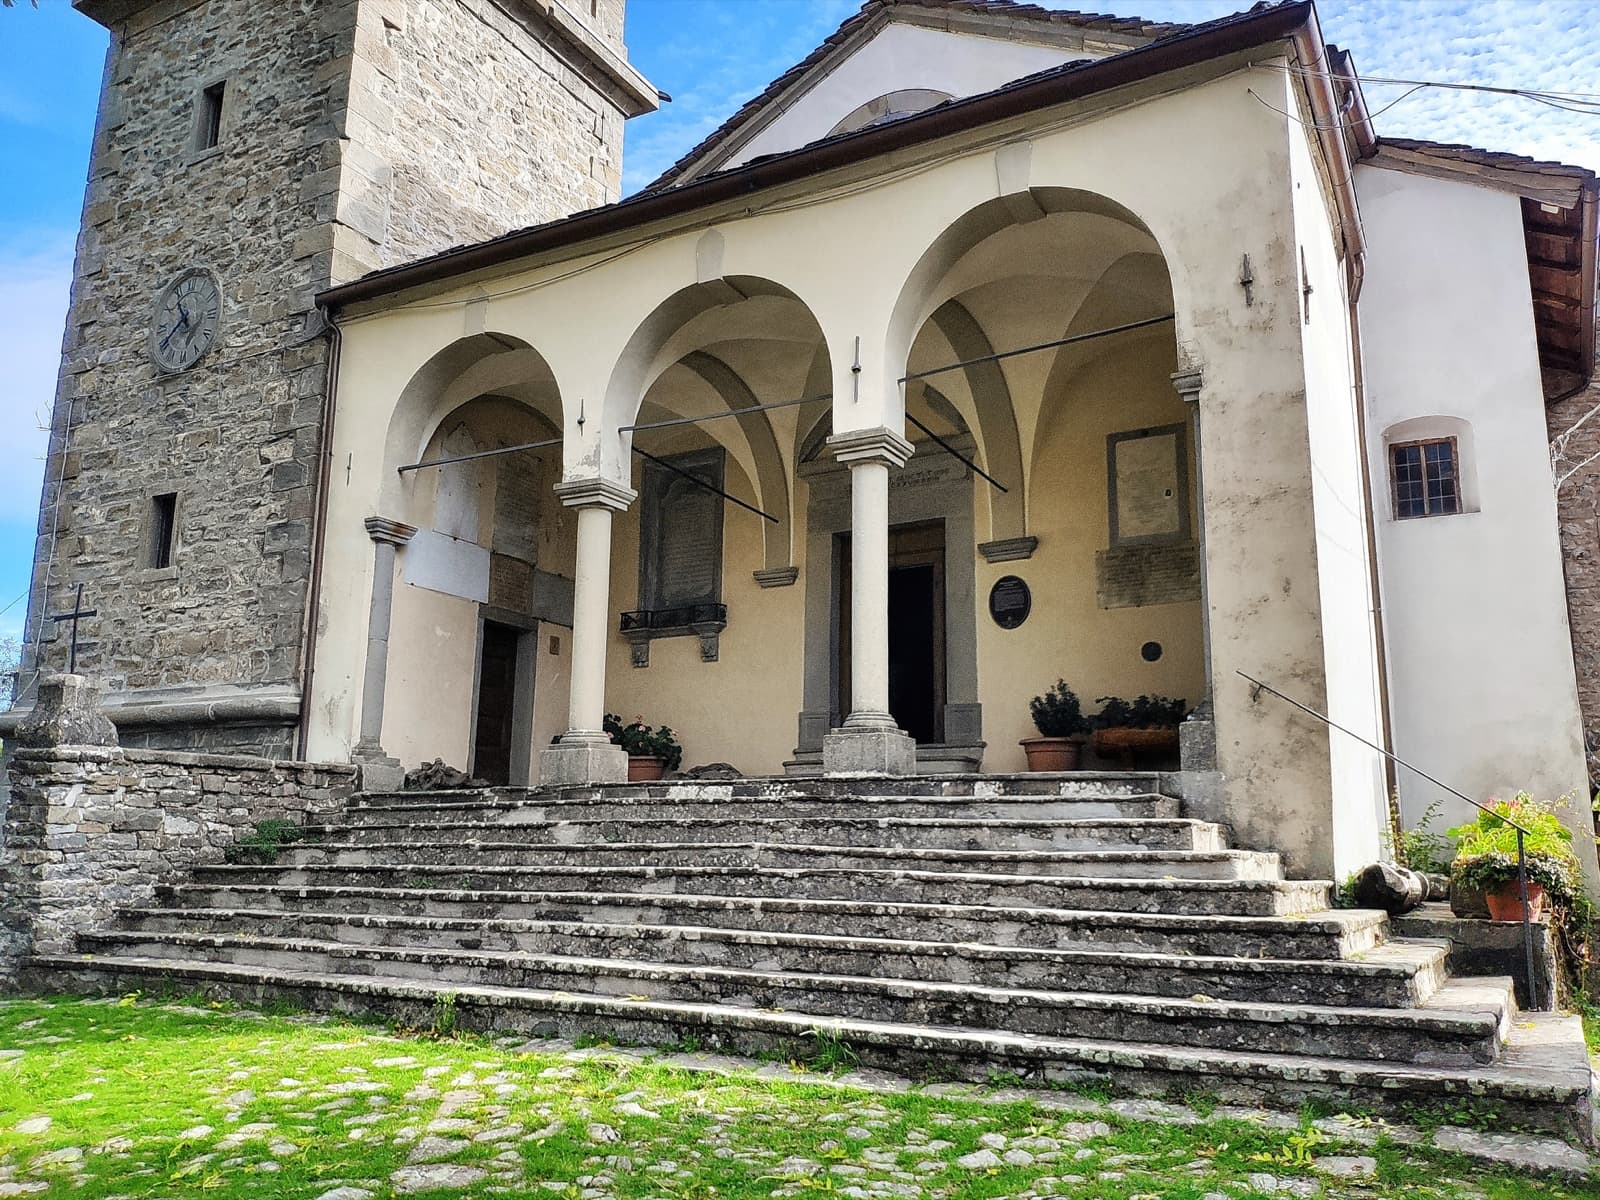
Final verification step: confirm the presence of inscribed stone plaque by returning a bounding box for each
[488,553,534,614]
[1108,425,1187,544]
[988,575,1031,629]
[1096,542,1201,609]
[640,449,724,612]
[492,453,543,565]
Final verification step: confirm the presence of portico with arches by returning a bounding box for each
[309,11,1395,884]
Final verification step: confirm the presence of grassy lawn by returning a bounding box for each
[0,994,1594,1200]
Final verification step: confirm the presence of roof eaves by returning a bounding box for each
[317,1,1314,313]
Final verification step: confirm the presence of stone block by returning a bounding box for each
[822,725,917,777]
[540,740,628,787]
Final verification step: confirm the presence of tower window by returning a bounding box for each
[198,81,225,151]
[1390,438,1460,519]
[149,492,178,568]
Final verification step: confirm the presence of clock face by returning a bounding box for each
[149,268,222,372]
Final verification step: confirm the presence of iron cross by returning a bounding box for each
[46,583,97,674]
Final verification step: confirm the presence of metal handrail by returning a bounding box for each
[1236,671,1545,1010]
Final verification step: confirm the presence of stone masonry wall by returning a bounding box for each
[0,745,357,980]
[1547,316,1600,785]
[17,0,637,755]
[335,0,628,273]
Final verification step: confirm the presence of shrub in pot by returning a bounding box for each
[1090,694,1187,762]
[604,713,684,782]
[1448,793,1582,923]
[1022,680,1089,770]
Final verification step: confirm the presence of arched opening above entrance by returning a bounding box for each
[889,187,1199,774]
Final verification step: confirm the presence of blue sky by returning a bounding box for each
[2,0,1598,644]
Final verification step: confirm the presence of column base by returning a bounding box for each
[822,721,917,776]
[351,742,406,793]
[540,735,628,786]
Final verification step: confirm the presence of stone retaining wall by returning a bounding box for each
[0,745,357,980]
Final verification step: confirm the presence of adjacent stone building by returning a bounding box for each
[12,0,654,755]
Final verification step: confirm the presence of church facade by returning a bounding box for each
[9,0,1600,886]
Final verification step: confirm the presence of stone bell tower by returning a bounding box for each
[8,0,656,755]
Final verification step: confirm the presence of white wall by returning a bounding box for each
[1290,124,1389,880]
[1356,164,1598,885]
[728,23,1088,169]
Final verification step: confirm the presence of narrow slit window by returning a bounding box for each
[149,492,178,568]
[199,81,225,150]
[1390,438,1460,519]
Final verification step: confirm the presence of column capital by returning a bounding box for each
[554,476,637,512]
[825,426,915,469]
[1170,369,1204,404]
[364,516,417,546]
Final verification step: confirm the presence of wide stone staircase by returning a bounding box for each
[26,773,1597,1139]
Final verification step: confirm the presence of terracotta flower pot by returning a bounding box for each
[1019,737,1083,772]
[627,755,667,782]
[1485,879,1546,923]
[1091,726,1181,758]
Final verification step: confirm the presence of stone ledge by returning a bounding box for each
[4,745,356,776]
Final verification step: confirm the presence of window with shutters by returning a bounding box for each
[623,448,728,666]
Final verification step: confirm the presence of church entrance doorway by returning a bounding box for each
[837,520,947,744]
[471,621,521,785]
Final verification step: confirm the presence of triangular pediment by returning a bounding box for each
[647,0,1182,191]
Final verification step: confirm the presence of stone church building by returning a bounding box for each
[8,0,1600,887]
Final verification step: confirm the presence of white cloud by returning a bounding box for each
[0,230,71,522]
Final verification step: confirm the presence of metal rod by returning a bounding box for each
[1517,829,1542,1010]
[899,314,1176,384]
[398,436,562,474]
[632,445,779,524]
[904,411,1008,493]
[1237,672,1530,834]
[1240,670,1545,1012]
[621,391,831,434]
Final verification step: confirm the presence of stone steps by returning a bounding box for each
[74,929,1505,1065]
[155,882,1388,958]
[111,906,1445,1006]
[27,954,1594,1139]
[24,772,1595,1141]
[307,815,1229,852]
[279,841,1283,880]
[192,862,1328,915]
[342,791,1180,825]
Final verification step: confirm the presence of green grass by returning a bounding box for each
[0,994,1593,1199]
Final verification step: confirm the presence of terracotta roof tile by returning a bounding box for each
[1379,136,1594,182]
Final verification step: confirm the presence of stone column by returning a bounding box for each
[1172,369,1217,773]
[540,477,637,787]
[352,515,416,790]
[822,427,917,775]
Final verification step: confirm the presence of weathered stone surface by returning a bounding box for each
[15,676,118,749]
[0,744,355,980]
[403,760,487,791]
[681,762,744,780]
[1350,861,1425,915]
[13,0,632,755]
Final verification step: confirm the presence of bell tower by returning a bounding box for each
[11,0,656,754]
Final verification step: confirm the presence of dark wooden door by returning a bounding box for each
[837,521,946,743]
[472,621,520,785]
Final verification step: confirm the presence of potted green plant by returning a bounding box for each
[1022,680,1090,771]
[1090,694,1188,763]
[604,713,684,782]
[1449,793,1583,923]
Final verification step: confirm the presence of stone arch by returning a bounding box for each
[380,332,561,513]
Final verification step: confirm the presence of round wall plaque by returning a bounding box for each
[988,575,1031,629]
